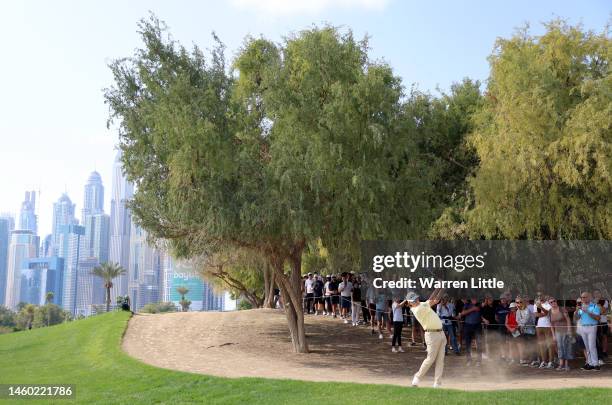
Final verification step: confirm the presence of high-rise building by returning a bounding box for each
[18,191,38,234]
[57,224,85,314]
[0,215,14,305]
[109,151,133,301]
[82,214,110,263]
[20,257,64,306]
[51,194,76,256]
[81,171,104,223]
[75,257,104,317]
[4,230,38,308]
[128,224,162,310]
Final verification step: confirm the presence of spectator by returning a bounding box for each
[351,276,362,326]
[338,273,353,324]
[505,302,520,364]
[366,280,377,334]
[549,297,572,371]
[323,275,332,316]
[375,292,389,340]
[313,275,324,315]
[437,296,459,355]
[481,295,496,359]
[495,296,511,361]
[459,295,483,366]
[574,291,601,371]
[515,296,537,367]
[593,289,609,362]
[391,297,406,352]
[329,275,340,318]
[534,295,554,369]
[304,273,315,314]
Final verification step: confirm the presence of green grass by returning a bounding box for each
[0,312,609,404]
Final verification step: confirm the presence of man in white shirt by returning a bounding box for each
[407,288,445,388]
[338,273,353,324]
[304,273,315,314]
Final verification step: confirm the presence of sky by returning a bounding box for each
[0,0,609,237]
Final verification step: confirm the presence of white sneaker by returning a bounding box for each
[411,375,420,387]
[344,319,349,324]
[398,347,405,353]
[547,362,554,369]
[433,382,441,388]
[379,333,383,339]
[598,359,604,366]
[392,347,397,353]
[539,361,546,369]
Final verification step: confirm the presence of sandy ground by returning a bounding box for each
[122,309,612,391]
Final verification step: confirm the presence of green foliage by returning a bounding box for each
[238,300,253,310]
[92,262,127,286]
[465,21,611,239]
[0,305,16,329]
[196,248,265,307]
[105,16,432,265]
[141,302,177,314]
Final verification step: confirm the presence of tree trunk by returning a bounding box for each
[271,253,308,353]
[106,286,111,313]
[263,262,276,308]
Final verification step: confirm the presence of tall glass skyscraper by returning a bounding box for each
[58,224,85,315]
[18,191,38,235]
[4,230,39,309]
[81,171,104,224]
[109,151,133,301]
[0,216,14,305]
[51,194,76,256]
[82,213,110,264]
[75,257,104,317]
[128,224,162,311]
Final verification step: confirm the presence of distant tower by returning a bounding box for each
[81,171,104,224]
[109,151,133,301]
[0,215,14,305]
[58,224,85,315]
[18,191,38,235]
[51,194,76,256]
[4,230,38,308]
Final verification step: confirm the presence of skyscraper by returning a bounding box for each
[51,194,76,256]
[0,215,14,305]
[81,171,104,224]
[57,224,85,315]
[20,257,64,306]
[82,214,110,263]
[18,191,38,234]
[109,151,133,300]
[128,224,162,311]
[4,230,38,308]
[75,257,104,317]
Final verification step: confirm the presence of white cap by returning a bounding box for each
[406,291,419,303]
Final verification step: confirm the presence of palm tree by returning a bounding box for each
[176,286,191,312]
[45,291,54,304]
[92,262,127,312]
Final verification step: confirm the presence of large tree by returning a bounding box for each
[106,17,430,352]
[434,21,611,240]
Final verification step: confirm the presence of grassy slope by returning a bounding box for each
[0,312,610,405]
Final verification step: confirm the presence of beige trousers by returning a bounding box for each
[414,331,446,384]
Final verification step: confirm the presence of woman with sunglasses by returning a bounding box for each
[549,298,572,371]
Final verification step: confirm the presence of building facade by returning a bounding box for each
[75,257,104,317]
[109,151,133,301]
[58,224,85,315]
[0,216,13,305]
[18,191,38,234]
[4,230,39,308]
[51,194,76,256]
[20,257,64,306]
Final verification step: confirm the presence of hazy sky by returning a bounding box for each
[0,0,608,236]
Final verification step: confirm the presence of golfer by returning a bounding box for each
[407,288,445,388]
